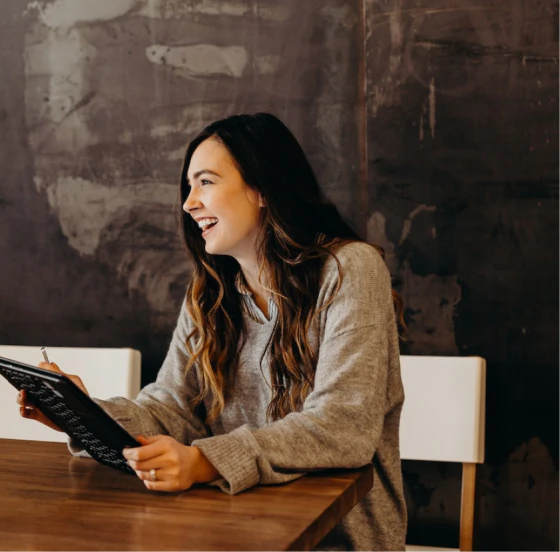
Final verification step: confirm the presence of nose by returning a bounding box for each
[183,186,202,213]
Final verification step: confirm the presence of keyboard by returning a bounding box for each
[1,363,136,474]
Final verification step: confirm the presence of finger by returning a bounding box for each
[20,405,41,420]
[142,478,184,492]
[124,442,164,462]
[136,435,170,446]
[16,390,34,408]
[36,363,89,397]
[136,435,157,445]
[20,405,42,421]
[38,361,64,374]
[128,455,167,472]
[67,374,89,396]
[19,404,62,431]
[135,468,168,482]
[143,479,166,491]
[16,390,27,405]
[123,436,168,462]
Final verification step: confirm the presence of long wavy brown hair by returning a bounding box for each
[178,113,404,423]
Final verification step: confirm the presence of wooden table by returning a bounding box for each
[0,439,373,550]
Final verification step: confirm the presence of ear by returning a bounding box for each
[258,194,266,208]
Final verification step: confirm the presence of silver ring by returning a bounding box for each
[149,468,157,482]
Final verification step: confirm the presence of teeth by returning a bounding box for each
[197,217,218,229]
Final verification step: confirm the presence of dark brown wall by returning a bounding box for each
[0,1,557,549]
[366,1,559,549]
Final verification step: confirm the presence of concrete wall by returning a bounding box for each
[0,0,557,549]
[365,2,558,548]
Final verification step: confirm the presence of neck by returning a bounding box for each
[237,257,270,310]
[240,264,268,297]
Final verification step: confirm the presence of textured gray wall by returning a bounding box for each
[0,0,364,381]
[0,0,557,549]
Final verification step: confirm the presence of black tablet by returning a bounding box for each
[0,355,140,474]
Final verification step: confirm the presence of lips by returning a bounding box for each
[201,220,218,237]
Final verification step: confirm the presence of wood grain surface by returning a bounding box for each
[0,439,373,551]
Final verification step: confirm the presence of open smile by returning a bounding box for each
[201,220,218,237]
[203,224,217,237]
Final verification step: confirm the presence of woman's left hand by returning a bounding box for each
[122,435,219,492]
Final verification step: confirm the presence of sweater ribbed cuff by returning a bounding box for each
[192,426,260,495]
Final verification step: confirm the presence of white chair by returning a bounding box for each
[0,345,141,442]
[400,355,486,552]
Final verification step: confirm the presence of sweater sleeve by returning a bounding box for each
[192,243,399,495]
[69,300,209,456]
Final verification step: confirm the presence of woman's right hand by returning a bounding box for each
[15,361,90,432]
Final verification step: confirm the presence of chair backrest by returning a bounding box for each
[399,355,486,464]
[0,345,141,443]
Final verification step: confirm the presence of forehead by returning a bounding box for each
[187,138,234,177]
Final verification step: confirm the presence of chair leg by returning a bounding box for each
[459,462,477,551]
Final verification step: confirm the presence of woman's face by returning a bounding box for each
[183,138,264,261]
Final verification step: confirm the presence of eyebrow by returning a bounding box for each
[186,169,221,184]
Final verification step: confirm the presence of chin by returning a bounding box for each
[203,234,244,258]
[204,241,226,256]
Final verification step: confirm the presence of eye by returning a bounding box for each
[201,179,213,186]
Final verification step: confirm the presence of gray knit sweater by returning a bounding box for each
[70,241,407,551]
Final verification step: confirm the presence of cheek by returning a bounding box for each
[240,206,262,234]
[222,198,261,227]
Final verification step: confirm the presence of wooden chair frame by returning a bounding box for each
[460,462,477,551]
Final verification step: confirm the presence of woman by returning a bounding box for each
[18,113,407,551]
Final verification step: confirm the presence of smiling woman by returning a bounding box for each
[184,138,265,262]
[18,113,408,551]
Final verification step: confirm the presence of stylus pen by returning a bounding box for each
[40,347,51,364]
